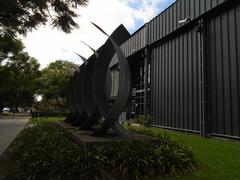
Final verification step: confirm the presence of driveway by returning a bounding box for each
[0,115,29,156]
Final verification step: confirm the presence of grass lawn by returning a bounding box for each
[127,125,240,180]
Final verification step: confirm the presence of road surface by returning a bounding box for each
[0,115,29,156]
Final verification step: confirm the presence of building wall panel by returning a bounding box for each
[147,0,228,45]
[120,27,146,57]
[237,4,240,137]
[169,40,173,127]
[208,5,240,137]
[175,32,180,128]
[151,27,200,132]
[120,0,229,58]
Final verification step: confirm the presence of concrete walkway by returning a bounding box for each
[0,115,29,156]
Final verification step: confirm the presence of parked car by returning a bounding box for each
[2,107,10,112]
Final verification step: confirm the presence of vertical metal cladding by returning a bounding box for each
[151,27,200,132]
[120,26,146,57]
[107,0,240,138]
[207,4,240,138]
[110,27,146,67]
[118,0,229,60]
[148,0,227,45]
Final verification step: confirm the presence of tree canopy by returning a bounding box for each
[36,60,78,111]
[0,0,88,35]
[0,57,78,111]
[0,0,86,111]
[0,0,88,62]
[40,60,78,100]
[0,52,41,109]
[0,32,25,62]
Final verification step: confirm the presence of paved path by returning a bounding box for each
[0,115,29,156]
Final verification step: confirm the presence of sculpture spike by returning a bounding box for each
[74,52,88,65]
[91,22,109,37]
[80,41,99,58]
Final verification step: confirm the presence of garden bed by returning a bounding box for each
[0,118,196,180]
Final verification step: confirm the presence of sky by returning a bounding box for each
[21,0,175,68]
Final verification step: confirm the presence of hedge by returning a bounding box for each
[31,111,70,118]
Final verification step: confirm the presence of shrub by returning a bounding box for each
[102,139,195,179]
[31,111,70,118]
[0,120,196,180]
[127,115,154,127]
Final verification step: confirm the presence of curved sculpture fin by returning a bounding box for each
[74,52,88,65]
[80,41,99,58]
[91,22,109,37]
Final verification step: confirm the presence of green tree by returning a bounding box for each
[0,33,24,62]
[0,52,41,109]
[38,60,78,111]
[0,0,88,62]
[0,0,88,35]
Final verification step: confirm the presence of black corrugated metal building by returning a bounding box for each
[111,0,240,139]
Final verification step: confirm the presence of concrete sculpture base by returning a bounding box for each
[56,121,161,146]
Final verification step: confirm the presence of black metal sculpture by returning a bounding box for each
[79,45,100,130]
[65,24,131,138]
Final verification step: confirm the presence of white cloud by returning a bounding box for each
[122,0,168,22]
[20,0,174,68]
